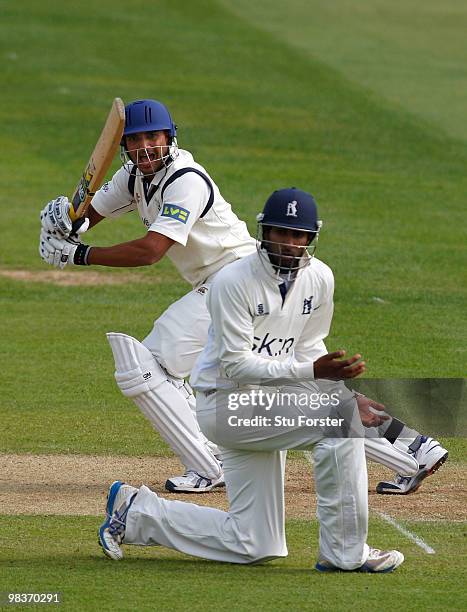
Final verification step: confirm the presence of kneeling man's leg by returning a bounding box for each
[124,449,288,564]
[313,438,369,570]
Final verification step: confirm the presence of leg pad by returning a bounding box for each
[107,332,167,397]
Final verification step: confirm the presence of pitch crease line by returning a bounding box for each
[302,451,436,555]
[373,510,435,554]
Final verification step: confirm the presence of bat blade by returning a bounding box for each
[69,97,125,222]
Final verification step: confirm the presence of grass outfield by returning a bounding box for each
[1,0,466,383]
[0,0,466,609]
[0,517,465,611]
[220,0,467,143]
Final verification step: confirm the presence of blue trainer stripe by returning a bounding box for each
[106,480,123,516]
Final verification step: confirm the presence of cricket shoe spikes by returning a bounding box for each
[316,547,404,573]
[99,480,138,560]
[376,436,448,495]
[165,470,225,493]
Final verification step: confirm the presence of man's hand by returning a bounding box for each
[355,394,389,428]
[40,196,89,237]
[39,229,90,268]
[314,350,366,380]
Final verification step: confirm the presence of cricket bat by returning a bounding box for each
[68,97,125,226]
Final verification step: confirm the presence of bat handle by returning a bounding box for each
[69,193,93,235]
[71,217,89,236]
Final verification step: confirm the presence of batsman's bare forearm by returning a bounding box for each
[86,232,174,267]
[86,205,105,229]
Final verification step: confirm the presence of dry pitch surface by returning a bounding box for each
[1,454,464,522]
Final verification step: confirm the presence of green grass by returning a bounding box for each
[0,0,466,609]
[0,0,465,454]
[1,0,466,378]
[1,517,465,612]
[219,0,467,143]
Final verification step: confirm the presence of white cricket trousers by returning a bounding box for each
[142,282,211,379]
[124,387,369,569]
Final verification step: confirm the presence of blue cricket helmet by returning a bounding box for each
[123,99,177,138]
[257,187,321,234]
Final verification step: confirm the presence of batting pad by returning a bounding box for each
[107,332,167,397]
[106,332,221,479]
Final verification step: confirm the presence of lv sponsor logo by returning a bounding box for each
[161,204,190,224]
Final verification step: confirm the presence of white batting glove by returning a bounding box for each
[39,229,91,269]
[40,196,90,237]
[40,196,73,237]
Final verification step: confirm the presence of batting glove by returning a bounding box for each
[40,196,89,237]
[39,229,91,269]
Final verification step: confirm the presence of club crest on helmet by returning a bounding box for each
[286,201,298,217]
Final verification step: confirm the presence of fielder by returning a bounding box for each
[39,99,447,495]
[98,188,404,572]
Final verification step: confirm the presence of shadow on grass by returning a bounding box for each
[0,548,326,584]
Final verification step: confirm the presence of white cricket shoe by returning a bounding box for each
[98,480,138,560]
[316,547,404,573]
[165,470,225,493]
[376,436,448,495]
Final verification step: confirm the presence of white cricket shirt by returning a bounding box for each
[91,149,256,287]
[190,251,334,390]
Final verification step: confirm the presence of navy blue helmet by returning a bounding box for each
[256,188,323,278]
[257,187,321,235]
